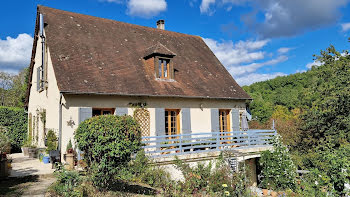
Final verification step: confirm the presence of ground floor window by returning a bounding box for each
[92,108,115,116]
[165,109,180,139]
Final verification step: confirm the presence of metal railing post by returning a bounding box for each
[179,135,183,153]
[216,133,220,150]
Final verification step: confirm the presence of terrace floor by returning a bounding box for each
[9,153,55,177]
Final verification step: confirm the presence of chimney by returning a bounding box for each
[156,20,165,30]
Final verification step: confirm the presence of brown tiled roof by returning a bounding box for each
[144,42,176,58]
[30,6,251,100]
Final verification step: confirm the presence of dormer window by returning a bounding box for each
[158,58,170,79]
[144,42,177,81]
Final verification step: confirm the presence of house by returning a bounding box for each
[26,6,276,182]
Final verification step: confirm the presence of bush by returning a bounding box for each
[259,134,297,191]
[52,164,83,197]
[0,129,11,153]
[74,115,141,188]
[0,107,27,152]
[115,150,172,189]
[170,155,251,196]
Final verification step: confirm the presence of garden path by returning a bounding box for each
[9,153,54,177]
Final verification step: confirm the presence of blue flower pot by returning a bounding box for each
[43,156,50,164]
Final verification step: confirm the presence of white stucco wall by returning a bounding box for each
[28,30,61,148]
[63,94,246,137]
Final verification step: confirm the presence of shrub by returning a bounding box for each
[66,139,73,153]
[52,164,83,197]
[0,129,11,154]
[114,150,172,190]
[46,130,57,153]
[74,115,141,188]
[0,107,27,152]
[259,134,297,191]
[170,155,250,196]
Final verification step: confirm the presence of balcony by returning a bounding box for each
[141,130,277,160]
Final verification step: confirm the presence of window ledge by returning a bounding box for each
[155,78,175,82]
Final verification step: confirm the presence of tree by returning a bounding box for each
[0,68,28,107]
[301,45,350,149]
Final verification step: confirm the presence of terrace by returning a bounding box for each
[141,129,277,161]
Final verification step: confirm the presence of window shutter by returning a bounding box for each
[78,107,92,124]
[181,108,191,137]
[37,67,41,91]
[155,108,165,136]
[77,107,92,161]
[211,108,219,132]
[231,109,240,131]
[114,108,128,116]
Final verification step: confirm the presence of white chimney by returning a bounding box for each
[157,20,165,30]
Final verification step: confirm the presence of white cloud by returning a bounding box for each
[202,0,350,37]
[204,38,269,66]
[306,60,323,69]
[203,37,287,85]
[200,0,216,14]
[127,0,167,18]
[341,22,350,31]
[99,0,123,3]
[277,47,293,54]
[236,72,286,86]
[0,33,33,72]
[229,55,287,77]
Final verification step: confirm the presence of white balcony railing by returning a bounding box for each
[141,130,277,158]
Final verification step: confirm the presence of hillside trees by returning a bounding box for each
[0,68,28,107]
[301,45,350,149]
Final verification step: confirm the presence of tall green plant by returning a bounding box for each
[259,134,297,191]
[0,107,27,152]
[46,130,57,153]
[75,115,141,188]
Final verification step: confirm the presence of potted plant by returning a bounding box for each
[65,139,75,169]
[22,139,32,156]
[28,144,38,158]
[44,130,57,164]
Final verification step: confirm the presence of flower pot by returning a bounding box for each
[262,189,269,196]
[0,158,8,177]
[22,147,29,156]
[65,153,75,170]
[43,156,50,164]
[28,148,38,158]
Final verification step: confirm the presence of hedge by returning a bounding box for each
[0,107,27,152]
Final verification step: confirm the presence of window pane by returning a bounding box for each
[158,59,162,78]
[103,110,112,115]
[164,60,168,78]
[165,110,169,135]
[92,109,101,117]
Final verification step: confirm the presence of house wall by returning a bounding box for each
[28,30,61,148]
[63,94,246,136]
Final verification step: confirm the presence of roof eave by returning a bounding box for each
[60,91,252,101]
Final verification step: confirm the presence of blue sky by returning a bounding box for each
[1,0,349,85]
